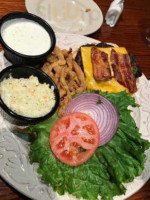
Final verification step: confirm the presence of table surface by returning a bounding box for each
[0,0,150,200]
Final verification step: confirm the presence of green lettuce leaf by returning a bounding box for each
[29,92,150,200]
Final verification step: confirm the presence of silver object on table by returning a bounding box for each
[105,0,125,27]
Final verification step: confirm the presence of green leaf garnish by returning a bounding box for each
[97,99,102,104]
[29,91,150,200]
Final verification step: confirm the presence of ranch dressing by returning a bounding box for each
[1,19,51,56]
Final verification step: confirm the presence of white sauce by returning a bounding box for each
[1,19,51,56]
[0,76,55,118]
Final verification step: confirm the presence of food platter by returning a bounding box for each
[0,32,150,200]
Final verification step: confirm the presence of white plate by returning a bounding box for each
[0,33,150,200]
[25,0,103,35]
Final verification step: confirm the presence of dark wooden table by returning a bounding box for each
[0,0,150,200]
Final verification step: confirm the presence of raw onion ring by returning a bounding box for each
[65,93,119,146]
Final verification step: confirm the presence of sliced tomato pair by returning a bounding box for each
[49,112,100,166]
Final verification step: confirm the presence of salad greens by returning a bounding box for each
[29,92,150,200]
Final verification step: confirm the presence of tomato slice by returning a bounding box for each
[49,112,100,166]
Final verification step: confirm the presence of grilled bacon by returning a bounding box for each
[111,49,137,93]
[91,47,111,81]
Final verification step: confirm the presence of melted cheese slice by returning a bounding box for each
[81,47,129,93]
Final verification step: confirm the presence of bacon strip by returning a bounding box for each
[111,49,137,93]
[91,47,111,81]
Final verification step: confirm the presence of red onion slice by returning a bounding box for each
[65,93,119,146]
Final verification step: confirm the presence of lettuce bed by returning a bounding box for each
[29,92,150,200]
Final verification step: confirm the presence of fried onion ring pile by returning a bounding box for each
[41,46,86,117]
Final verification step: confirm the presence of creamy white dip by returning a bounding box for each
[0,76,55,118]
[1,19,51,56]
